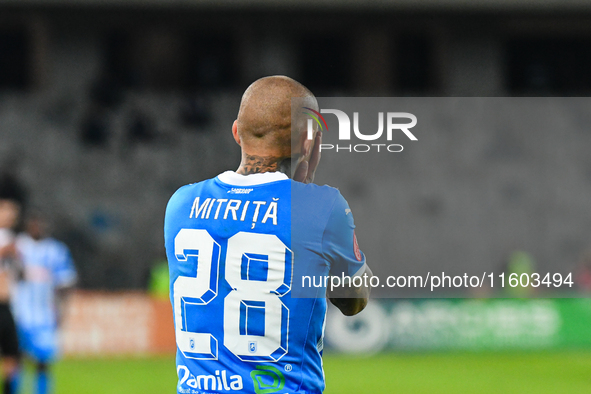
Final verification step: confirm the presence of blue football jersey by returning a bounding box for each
[13,234,77,330]
[164,171,366,394]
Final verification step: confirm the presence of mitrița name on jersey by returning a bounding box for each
[189,197,279,228]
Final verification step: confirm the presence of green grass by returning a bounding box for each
[38,351,591,393]
[323,352,591,394]
[53,357,176,394]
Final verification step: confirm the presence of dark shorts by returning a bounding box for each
[0,303,19,358]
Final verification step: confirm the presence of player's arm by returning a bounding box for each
[328,263,373,316]
[53,244,78,327]
[322,193,373,316]
[0,241,24,280]
[0,242,16,259]
[55,285,75,327]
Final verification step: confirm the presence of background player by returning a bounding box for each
[0,198,21,394]
[165,76,372,394]
[13,211,77,394]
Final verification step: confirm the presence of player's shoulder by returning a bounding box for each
[41,237,69,254]
[291,181,346,207]
[170,178,216,197]
[17,233,68,253]
[166,178,216,206]
[291,180,340,194]
[290,181,352,226]
[46,237,67,248]
[15,232,31,245]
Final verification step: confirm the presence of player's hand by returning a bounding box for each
[294,130,322,184]
[0,242,16,258]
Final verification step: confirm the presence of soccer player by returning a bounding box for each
[165,76,372,394]
[0,199,21,394]
[13,211,77,394]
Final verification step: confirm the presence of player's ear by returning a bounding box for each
[232,120,241,146]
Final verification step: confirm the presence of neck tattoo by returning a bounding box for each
[237,154,291,178]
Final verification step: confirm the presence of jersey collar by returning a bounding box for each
[217,171,289,186]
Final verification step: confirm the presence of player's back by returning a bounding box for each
[165,171,343,394]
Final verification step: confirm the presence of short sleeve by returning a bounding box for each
[322,192,367,277]
[52,242,77,288]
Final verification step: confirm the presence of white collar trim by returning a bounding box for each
[217,170,289,186]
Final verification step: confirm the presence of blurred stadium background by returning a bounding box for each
[2,0,591,392]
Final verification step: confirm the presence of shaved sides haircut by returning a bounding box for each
[236,76,318,157]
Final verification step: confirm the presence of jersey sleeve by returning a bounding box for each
[52,242,77,288]
[322,192,367,277]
